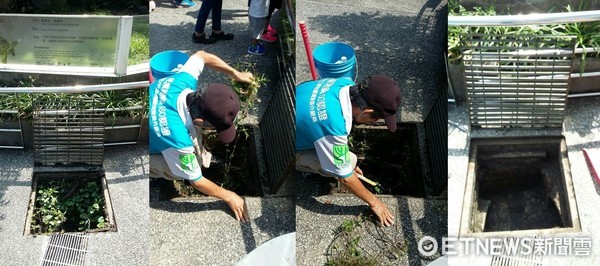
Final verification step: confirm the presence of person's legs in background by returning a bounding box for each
[193,0,217,43]
[261,0,280,42]
[210,0,235,40]
[247,15,266,55]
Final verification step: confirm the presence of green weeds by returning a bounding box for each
[31,179,107,234]
[448,0,600,66]
[326,214,379,266]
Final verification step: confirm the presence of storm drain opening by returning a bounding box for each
[154,126,261,199]
[318,123,425,197]
[25,172,117,235]
[23,93,117,235]
[458,33,582,237]
[461,137,581,236]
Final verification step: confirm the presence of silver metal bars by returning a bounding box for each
[461,34,576,128]
[40,233,90,266]
[259,49,296,194]
[33,94,106,166]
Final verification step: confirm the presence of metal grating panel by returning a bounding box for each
[259,45,296,194]
[40,233,90,266]
[461,34,576,128]
[33,94,105,166]
[424,87,447,195]
[489,237,543,266]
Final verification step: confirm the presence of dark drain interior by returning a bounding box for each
[25,171,116,235]
[343,123,423,196]
[468,137,579,234]
[154,127,260,199]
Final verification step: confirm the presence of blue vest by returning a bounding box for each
[149,72,197,153]
[295,78,354,150]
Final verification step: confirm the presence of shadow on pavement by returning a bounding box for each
[183,9,249,20]
[301,0,447,121]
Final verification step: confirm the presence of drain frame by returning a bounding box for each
[457,32,583,238]
[459,136,581,238]
[24,170,117,235]
[23,93,117,235]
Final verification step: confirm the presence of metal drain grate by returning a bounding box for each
[424,84,447,195]
[489,237,543,266]
[33,94,105,167]
[259,43,296,194]
[461,34,575,128]
[40,233,90,266]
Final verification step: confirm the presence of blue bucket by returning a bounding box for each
[312,42,357,80]
[150,50,190,82]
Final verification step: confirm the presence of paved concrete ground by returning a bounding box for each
[296,176,447,266]
[149,188,295,265]
[149,1,295,265]
[448,96,600,265]
[0,145,149,266]
[296,0,447,123]
[295,1,448,265]
[150,0,283,124]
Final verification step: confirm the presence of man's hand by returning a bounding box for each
[231,71,254,84]
[354,168,394,227]
[190,177,250,223]
[223,191,250,223]
[338,170,395,227]
[354,166,364,176]
[369,197,395,227]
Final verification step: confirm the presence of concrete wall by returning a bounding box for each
[459,0,600,14]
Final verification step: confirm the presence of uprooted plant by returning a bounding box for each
[325,210,408,266]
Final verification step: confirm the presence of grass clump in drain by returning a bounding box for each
[31,178,108,234]
[325,212,408,266]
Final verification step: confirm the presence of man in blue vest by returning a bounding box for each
[149,50,253,222]
[296,75,401,227]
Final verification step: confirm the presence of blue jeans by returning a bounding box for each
[194,0,223,33]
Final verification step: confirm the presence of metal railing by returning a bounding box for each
[449,10,600,99]
[448,10,600,26]
[0,81,149,149]
[0,81,148,93]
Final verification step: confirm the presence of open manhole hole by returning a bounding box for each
[153,126,261,199]
[320,123,424,196]
[460,137,581,237]
[25,171,116,235]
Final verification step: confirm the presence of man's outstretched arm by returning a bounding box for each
[192,51,254,83]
